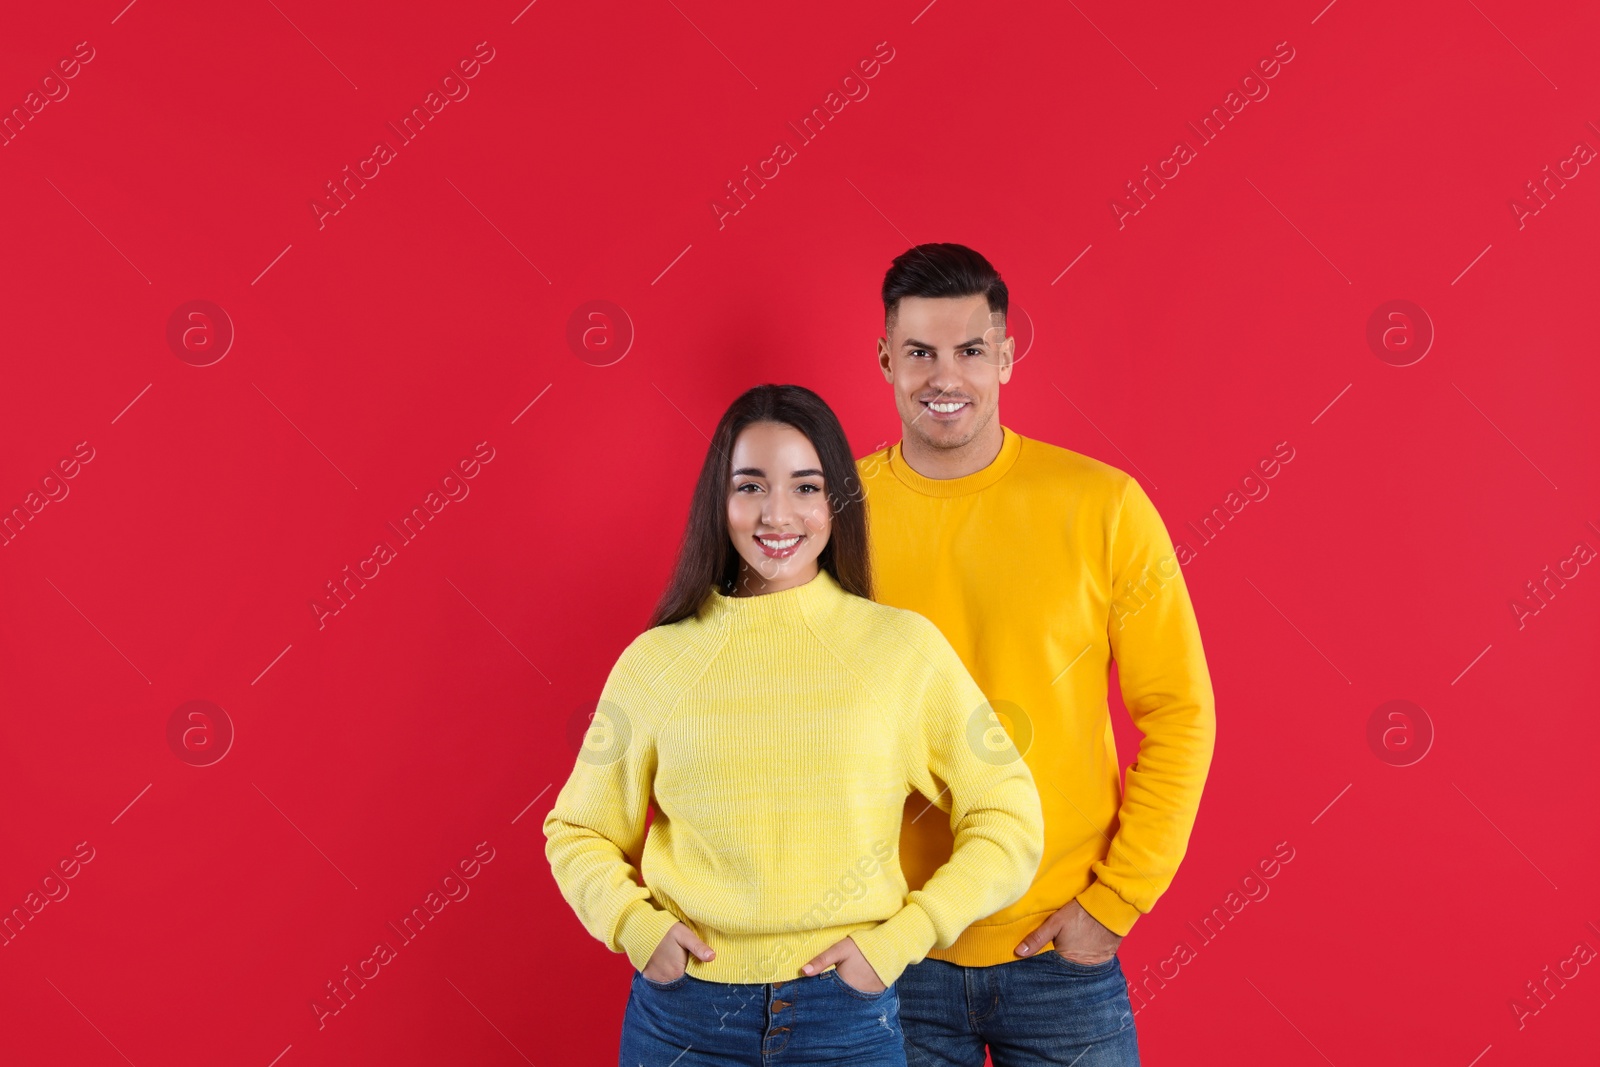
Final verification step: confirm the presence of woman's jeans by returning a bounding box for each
[619,968,907,1066]
[896,952,1140,1066]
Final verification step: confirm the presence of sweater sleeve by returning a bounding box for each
[850,617,1046,986]
[542,640,682,972]
[1078,476,1217,936]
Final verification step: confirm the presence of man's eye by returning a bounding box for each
[964,347,984,356]
[910,349,929,358]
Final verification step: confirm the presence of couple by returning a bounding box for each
[543,243,1216,1065]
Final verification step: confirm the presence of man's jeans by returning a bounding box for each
[897,952,1139,1066]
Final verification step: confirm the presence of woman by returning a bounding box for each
[543,384,1044,1065]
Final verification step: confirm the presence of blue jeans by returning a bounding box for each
[897,953,1139,1066]
[619,968,907,1066]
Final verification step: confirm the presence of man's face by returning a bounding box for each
[878,293,1013,454]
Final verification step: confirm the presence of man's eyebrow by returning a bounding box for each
[902,337,988,348]
[732,468,826,478]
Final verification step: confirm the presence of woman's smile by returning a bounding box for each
[755,532,804,558]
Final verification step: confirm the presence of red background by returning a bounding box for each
[2,1,1597,1064]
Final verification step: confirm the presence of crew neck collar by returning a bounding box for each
[886,424,1022,498]
[699,566,843,624]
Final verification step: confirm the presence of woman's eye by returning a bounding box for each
[798,484,821,493]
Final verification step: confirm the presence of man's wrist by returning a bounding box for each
[1075,880,1141,938]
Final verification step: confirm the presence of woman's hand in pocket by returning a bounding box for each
[801,935,886,992]
[642,922,715,983]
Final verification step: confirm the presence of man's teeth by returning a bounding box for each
[928,401,968,413]
[759,535,801,549]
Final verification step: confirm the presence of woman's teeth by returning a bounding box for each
[758,535,800,549]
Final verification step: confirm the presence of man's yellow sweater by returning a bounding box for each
[856,424,1216,962]
[542,568,1045,986]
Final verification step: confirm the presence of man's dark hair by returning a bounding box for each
[881,243,1008,330]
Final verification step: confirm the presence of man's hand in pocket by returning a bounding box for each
[1014,898,1122,964]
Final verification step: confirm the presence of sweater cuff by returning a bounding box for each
[848,902,938,987]
[615,898,681,972]
[1075,880,1143,938]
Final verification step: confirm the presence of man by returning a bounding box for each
[852,243,1216,1065]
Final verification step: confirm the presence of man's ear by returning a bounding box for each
[877,336,893,380]
[998,334,1016,383]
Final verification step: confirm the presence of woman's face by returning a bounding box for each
[725,421,832,595]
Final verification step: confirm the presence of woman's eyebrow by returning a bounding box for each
[732,467,825,478]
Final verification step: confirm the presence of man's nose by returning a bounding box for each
[925,354,963,390]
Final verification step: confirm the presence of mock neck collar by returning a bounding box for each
[699,567,843,626]
[886,424,1022,497]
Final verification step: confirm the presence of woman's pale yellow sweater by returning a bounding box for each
[542,568,1045,986]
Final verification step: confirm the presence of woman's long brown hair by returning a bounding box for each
[646,384,872,629]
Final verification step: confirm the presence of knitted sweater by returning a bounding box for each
[542,567,1045,985]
